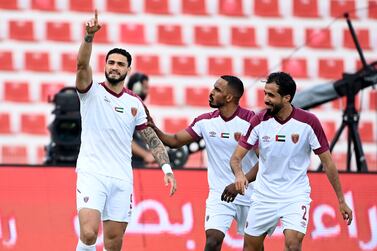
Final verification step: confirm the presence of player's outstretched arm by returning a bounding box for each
[139,127,177,196]
[230,145,249,195]
[76,9,101,92]
[319,150,353,225]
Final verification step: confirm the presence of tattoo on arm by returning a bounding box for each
[84,35,94,43]
[139,127,170,166]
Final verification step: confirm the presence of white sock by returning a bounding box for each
[76,239,96,251]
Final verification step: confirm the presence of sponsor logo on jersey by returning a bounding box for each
[221,133,230,138]
[291,134,299,143]
[209,131,216,137]
[234,132,242,142]
[131,107,137,117]
[262,135,270,142]
[83,196,89,203]
[206,215,210,221]
[104,96,110,103]
[114,107,124,113]
[275,135,286,142]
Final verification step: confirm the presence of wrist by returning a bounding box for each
[84,34,94,43]
[161,163,173,174]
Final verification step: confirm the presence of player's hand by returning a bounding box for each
[235,173,248,195]
[339,201,353,225]
[144,105,157,130]
[164,173,177,196]
[85,9,102,35]
[221,183,239,203]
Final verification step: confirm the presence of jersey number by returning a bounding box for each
[301,205,307,221]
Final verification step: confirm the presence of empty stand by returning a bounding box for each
[171,55,197,75]
[162,117,188,133]
[106,0,132,13]
[218,0,244,17]
[254,0,280,17]
[97,53,106,73]
[330,0,357,19]
[157,24,184,45]
[331,95,360,110]
[0,113,11,134]
[368,0,377,19]
[0,0,17,9]
[318,58,344,79]
[24,51,51,72]
[305,28,332,49]
[207,56,233,76]
[0,50,14,71]
[292,0,319,18]
[181,0,207,15]
[359,121,374,142]
[268,27,294,48]
[20,113,48,135]
[120,23,147,44]
[135,55,161,75]
[9,20,35,41]
[365,152,377,171]
[37,145,46,164]
[256,88,265,108]
[331,152,347,171]
[243,57,268,77]
[1,145,28,164]
[321,120,336,142]
[31,0,56,11]
[3,81,31,103]
[370,90,377,110]
[90,23,110,43]
[69,0,93,12]
[144,0,170,15]
[282,58,308,79]
[61,52,77,72]
[185,86,210,107]
[231,26,257,47]
[46,21,72,42]
[148,86,174,106]
[194,25,220,46]
[39,82,65,102]
[343,28,370,50]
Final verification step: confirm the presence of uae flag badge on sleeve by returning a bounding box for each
[275,135,285,142]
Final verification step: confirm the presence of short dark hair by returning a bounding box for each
[127,72,149,90]
[266,72,296,102]
[105,48,132,67]
[221,75,244,99]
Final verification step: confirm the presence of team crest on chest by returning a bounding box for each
[234,132,242,142]
[131,107,137,117]
[291,134,299,144]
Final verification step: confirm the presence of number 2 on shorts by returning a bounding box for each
[301,205,307,221]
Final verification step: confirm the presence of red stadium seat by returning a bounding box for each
[343,28,371,50]
[106,0,132,13]
[46,21,72,42]
[219,0,244,17]
[318,58,344,79]
[185,86,210,107]
[255,88,265,109]
[368,0,377,19]
[181,0,207,15]
[268,27,294,48]
[194,25,220,46]
[239,92,248,108]
[330,0,357,19]
[254,0,280,17]
[37,145,46,164]
[157,24,184,45]
[135,55,161,75]
[0,50,14,71]
[231,26,257,47]
[31,0,56,11]
[39,82,65,102]
[61,52,77,72]
[24,51,51,72]
[171,55,197,76]
[359,121,374,142]
[90,23,110,43]
[0,113,11,134]
[9,20,35,41]
[282,58,308,79]
[370,90,377,110]
[1,145,28,164]
[331,95,360,110]
[148,86,174,106]
[0,0,18,9]
[120,23,147,44]
[144,0,170,14]
[97,53,106,73]
[306,28,332,49]
[69,0,93,12]
[332,152,347,171]
[292,0,319,17]
[163,117,189,134]
[4,81,31,103]
[243,57,268,77]
[20,113,48,135]
[207,56,233,76]
[365,152,377,171]
[321,120,336,142]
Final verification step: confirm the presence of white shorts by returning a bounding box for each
[204,193,250,235]
[244,200,310,236]
[76,171,133,222]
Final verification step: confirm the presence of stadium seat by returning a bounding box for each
[254,0,280,17]
[370,90,377,110]
[282,58,308,79]
[0,0,18,9]
[9,20,35,41]
[162,117,189,133]
[31,0,56,11]
[365,152,377,171]
[89,23,110,43]
[194,25,220,46]
[368,0,377,19]
[343,28,371,50]
[330,0,357,19]
[148,86,174,106]
[61,52,77,72]
[181,0,207,15]
[359,121,374,142]
[331,152,347,171]
[321,120,336,142]
[69,0,93,12]
[97,53,106,73]
[0,50,14,71]
[1,145,28,164]
[157,24,184,45]
[185,86,210,107]
[39,82,65,102]
[144,0,170,15]
[218,0,244,17]
[46,21,72,42]
[207,56,233,76]
[231,26,257,47]
[243,57,268,77]
[268,27,294,48]
[292,0,319,18]
[171,55,197,76]
[20,113,48,135]
[4,81,31,103]
[106,0,132,13]
[0,113,11,134]
[305,28,332,49]
[37,145,46,164]
[24,51,51,72]
[239,92,248,108]
[120,23,147,44]
[255,88,265,109]
[318,58,344,79]
[135,55,161,75]
[331,95,360,110]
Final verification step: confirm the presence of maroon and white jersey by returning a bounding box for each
[239,107,329,203]
[186,106,258,205]
[76,82,148,183]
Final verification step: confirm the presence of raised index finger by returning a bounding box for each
[94,9,98,22]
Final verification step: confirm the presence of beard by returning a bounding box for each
[266,102,283,115]
[105,71,127,85]
[209,96,224,108]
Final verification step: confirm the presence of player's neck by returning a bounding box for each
[219,103,238,119]
[104,81,124,94]
[276,104,293,121]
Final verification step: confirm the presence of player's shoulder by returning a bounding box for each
[237,106,256,122]
[292,107,319,125]
[195,110,220,121]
